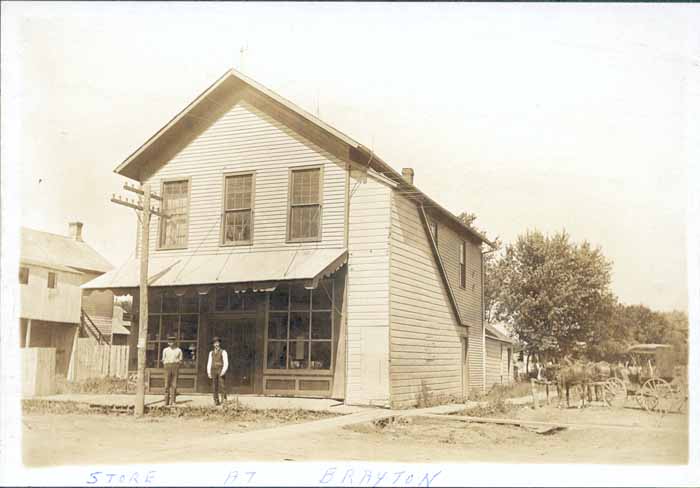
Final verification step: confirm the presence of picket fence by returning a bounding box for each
[69,338,129,381]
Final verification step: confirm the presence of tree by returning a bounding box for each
[492,230,614,360]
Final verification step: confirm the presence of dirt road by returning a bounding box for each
[23,404,687,466]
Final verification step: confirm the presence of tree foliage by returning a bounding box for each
[491,230,614,359]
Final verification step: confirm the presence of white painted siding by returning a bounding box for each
[485,338,513,387]
[138,97,347,258]
[344,170,391,406]
[389,193,474,408]
[19,265,84,324]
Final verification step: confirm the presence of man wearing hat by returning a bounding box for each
[162,336,183,406]
[207,336,229,405]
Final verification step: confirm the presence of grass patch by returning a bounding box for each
[22,398,338,423]
[55,376,135,394]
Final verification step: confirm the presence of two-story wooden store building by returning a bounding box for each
[83,69,496,408]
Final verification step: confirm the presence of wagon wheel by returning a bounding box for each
[637,378,673,413]
[604,378,627,408]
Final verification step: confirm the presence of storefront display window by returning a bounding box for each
[265,279,334,371]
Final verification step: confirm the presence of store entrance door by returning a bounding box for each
[208,315,256,394]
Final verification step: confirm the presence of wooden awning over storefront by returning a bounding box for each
[81,248,347,294]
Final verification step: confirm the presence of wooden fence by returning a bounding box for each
[69,338,129,381]
[22,348,56,397]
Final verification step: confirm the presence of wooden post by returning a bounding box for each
[531,378,539,409]
[135,184,151,417]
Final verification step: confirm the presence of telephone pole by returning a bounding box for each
[112,183,167,416]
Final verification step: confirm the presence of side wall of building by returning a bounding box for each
[485,338,514,387]
[344,169,392,406]
[389,193,475,408]
[19,264,83,324]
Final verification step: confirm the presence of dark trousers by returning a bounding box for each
[164,363,179,405]
[212,370,227,404]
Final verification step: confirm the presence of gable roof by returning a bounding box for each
[485,323,515,344]
[21,227,114,275]
[115,68,494,248]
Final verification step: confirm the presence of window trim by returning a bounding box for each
[47,271,57,289]
[286,165,324,243]
[19,266,29,285]
[157,177,192,250]
[220,170,256,247]
[459,241,465,289]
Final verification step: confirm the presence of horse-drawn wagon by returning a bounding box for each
[622,343,688,413]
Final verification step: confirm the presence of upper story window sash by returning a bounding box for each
[288,167,322,242]
[19,266,29,285]
[47,271,57,289]
[460,242,467,289]
[159,179,190,249]
[222,173,254,245]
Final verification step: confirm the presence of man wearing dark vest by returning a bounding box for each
[207,336,229,405]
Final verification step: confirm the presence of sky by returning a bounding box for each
[3,2,698,312]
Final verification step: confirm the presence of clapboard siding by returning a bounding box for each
[390,193,480,408]
[344,170,391,406]
[485,338,502,388]
[138,98,347,257]
[435,221,483,326]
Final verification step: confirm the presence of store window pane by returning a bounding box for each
[180,342,197,368]
[288,341,309,369]
[311,312,332,339]
[310,342,331,370]
[181,314,198,340]
[149,289,163,313]
[163,293,180,313]
[215,286,228,311]
[181,292,198,313]
[199,292,211,313]
[147,315,160,341]
[290,283,309,311]
[266,341,287,369]
[267,313,288,340]
[161,315,179,340]
[146,342,160,368]
[312,280,332,310]
[269,285,289,311]
[289,312,310,341]
[229,291,245,311]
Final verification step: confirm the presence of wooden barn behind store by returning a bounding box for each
[83,69,499,408]
[20,223,114,375]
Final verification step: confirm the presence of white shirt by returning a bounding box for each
[207,349,229,378]
[162,346,182,365]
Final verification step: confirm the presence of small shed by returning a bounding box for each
[485,323,515,387]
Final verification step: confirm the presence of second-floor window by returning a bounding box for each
[19,266,29,285]
[222,173,254,245]
[460,242,467,289]
[160,179,190,249]
[288,167,322,241]
[47,271,57,289]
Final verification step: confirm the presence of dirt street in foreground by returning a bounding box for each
[23,405,687,466]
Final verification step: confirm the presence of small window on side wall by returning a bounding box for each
[47,272,57,289]
[222,173,254,245]
[288,168,322,241]
[19,267,29,285]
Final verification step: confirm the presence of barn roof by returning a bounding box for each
[114,68,494,248]
[21,227,113,275]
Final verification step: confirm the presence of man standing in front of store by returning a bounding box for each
[207,336,229,406]
[162,335,183,406]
